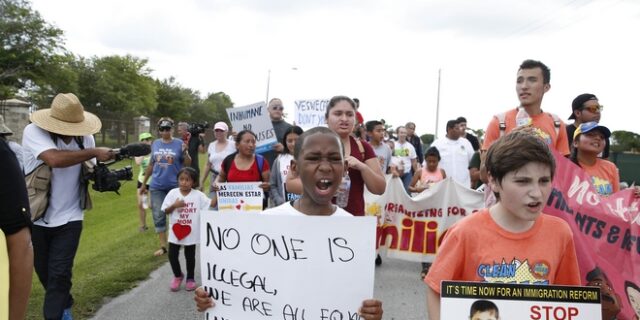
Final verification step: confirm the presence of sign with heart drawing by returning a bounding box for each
[217,182,264,213]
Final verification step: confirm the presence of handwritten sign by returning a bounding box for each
[294,99,329,130]
[200,213,376,320]
[226,102,277,154]
[441,281,601,319]
[216,182,264,213]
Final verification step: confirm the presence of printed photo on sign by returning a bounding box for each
[294,99,329,130]
[226,102,277,154]
[199,213,376,320]
[441,281,601,319]
[216,182,264,213]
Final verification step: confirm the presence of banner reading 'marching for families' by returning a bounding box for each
[199,213,376,320]
[226,102,277,154]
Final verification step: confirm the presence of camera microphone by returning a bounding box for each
[113,143,151,158]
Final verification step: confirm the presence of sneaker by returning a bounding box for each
[170,274,184,292]
[185,279,197,291]
[62,308,73,320]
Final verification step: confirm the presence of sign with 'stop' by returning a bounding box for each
[200,213,376,320]
[441,281,601,319]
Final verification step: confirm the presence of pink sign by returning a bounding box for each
[544,151,640,320]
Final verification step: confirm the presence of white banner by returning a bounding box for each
[441,281,601,319]
[216,182,264,213]
[200,213,376,320]
[294,99,329,130]
[226,102,277,154]
[364,175,484,262]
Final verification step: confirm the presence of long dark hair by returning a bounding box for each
[282,126,304,154]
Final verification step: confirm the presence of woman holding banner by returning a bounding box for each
[213,130,270,207]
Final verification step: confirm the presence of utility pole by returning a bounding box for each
[435,68,441,139]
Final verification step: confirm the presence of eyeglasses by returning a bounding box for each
[582,105,603,113]
[159,127,172,132]
[271,105,284,111]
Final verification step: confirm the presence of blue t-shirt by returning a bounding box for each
[149,138,185,190]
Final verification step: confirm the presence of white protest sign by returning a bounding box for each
[200,213,376,320]
[294,99,329,130]
[216,182,263,213]
[226,102,277,154]
[441,281,601,319]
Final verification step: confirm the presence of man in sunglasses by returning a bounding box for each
[567,93,610,158]
[263,98,292,167]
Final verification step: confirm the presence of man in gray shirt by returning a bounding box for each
[261,98,292,167]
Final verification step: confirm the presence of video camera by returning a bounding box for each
[187,122,210,135]
[85,143,151,194]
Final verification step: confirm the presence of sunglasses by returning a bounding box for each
[582,105,603,113]
[159,127,172,132]
[271,105,284,111]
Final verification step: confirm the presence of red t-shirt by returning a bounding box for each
[344,136,377,216]
[226,156,270,182]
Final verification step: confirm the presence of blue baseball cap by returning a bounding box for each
[574,121,611,140]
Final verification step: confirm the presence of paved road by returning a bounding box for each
[91,254,430,320]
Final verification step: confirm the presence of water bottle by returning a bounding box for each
[335,172,351,208]
[141,193,149,209]
[516,107,532,127]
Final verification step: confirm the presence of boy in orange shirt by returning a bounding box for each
[425,130,580,320]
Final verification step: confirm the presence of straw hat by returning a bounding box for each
[30,93,102,136]
[0,115,12,135]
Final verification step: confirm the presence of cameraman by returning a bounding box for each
[177,122,204,178]
[22,93,115,320]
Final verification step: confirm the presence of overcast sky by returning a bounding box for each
[30,0,640,136]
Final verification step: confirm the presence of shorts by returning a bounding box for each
[150,188,170,233]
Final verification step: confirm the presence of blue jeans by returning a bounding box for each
[401,172,412,194]
[150,188,170,233]
[32,221,83,320]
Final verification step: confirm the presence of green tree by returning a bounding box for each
[611,130,640,153]
[154,77,197,121]
[0,0,67,98]
[194,92,234,123]
[421,133,434,146]
[78,55,157,118]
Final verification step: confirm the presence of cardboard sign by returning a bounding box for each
[294,99,329,130]
[216,182,264,213]
[441,281,601,319]
[200,213,376,320]
[226,102,277,154]
[364,176,485,262]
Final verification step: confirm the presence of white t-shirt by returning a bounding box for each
[393,141,416,174]
[22,124,96,227]
[276,153,294,196]
[262,201,352,217]
[430,136,474,188]
[161,188,211,245]
[207,139,236,173]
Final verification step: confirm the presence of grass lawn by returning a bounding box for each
[26,156,210,320]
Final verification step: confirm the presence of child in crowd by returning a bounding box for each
[195,126,383,319]
[570,122,620,197]
[365,120,393,174]
[162,167,213,292]
[409,146,447,194]
[269,125,303,206]
[409,146,447,279]
[135,132,153,232]
[469,300,500,320]
[425,130,580,320]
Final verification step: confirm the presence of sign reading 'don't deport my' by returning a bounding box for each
[441,281,601,319]
[200,213,376,320]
